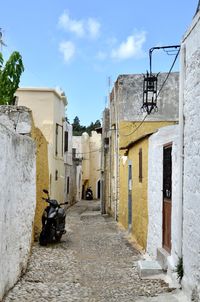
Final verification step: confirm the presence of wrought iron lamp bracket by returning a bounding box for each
[142,45,180,115]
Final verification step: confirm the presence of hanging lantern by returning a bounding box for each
[141,72,158,114]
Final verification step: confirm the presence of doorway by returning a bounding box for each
[97,179,101,199]
[162,144,172,253]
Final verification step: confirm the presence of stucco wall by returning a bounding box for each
[118,121,176,236]
[119,154,129,229]
[108,72,179,220]
[16,88,66,203]
[0,106,32,135]
[64,123,75,204]
[82,132,90,182]
[111,72,179,122]
[147,125,179,272]
[181,10,200,298]
[0,123,36,300]
[119,138,149,249]
[89,131,101,199]
[31,125,49,240]
[72,136,83,200]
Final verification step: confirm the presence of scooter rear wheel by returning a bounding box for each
[39,230,48,246]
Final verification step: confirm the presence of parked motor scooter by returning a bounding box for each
[39,189,68,246]
[85,187,93,200]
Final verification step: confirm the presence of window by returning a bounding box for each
[64,131,69,152]
[139,148,143,182]
[55,124,58,156]
[55,123,63,157]
[55,170,58,181]
[67,177,70,194]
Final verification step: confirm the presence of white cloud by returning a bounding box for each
[58,11,85,37]
[58,11,101,39]
[111,31,146,60]
[59,41,75,63]
[87,18,101,39]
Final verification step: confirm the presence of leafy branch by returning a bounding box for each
[0,51,24,105]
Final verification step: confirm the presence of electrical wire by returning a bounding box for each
[68,48,180,147]
[66,148,101,156]
[163,48,179,56]
[119,114,148,137]
[116,48,180,138]
[157,48,180,98]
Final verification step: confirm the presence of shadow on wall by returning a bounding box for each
[31,124,49,241]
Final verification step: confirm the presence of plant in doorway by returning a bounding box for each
[175,257,184,283]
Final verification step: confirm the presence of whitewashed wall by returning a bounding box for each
[147,125,179,277]
[181,9,200,299]
[72,136,83,201]
[0,122,36,300]
[0,106,32,135]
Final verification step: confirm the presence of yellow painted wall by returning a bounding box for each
[31,124,49,240]
[131,139,148,249]
[119,154,129,229]
[79,131,101,199]
[119,121,176,148]
[16,88,66,203]
[89,131,101,199]
[118,120,176,250]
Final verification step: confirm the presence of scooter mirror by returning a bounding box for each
[43,189,49,194]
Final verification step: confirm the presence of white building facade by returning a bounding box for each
[180,7,200,299]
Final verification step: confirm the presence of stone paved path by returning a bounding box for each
[3,200,172,302]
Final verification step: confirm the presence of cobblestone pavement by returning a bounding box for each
[3,200,173,302]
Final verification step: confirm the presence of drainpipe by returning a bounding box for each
[178,43,186,258]
[114,83,119,221]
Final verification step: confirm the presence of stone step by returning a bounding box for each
[157,247,170,271]
[137,260,163,278]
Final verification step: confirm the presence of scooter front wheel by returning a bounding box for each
[55,233,62,242]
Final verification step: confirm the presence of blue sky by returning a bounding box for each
[1,0,198,125]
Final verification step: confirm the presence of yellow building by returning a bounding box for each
[31,123,49,240]
[102,73,179,250]
[15,88,67,239]
[119,122,175,249]
[73,131,101,199]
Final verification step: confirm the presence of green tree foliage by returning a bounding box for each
[0,51,24,105]
[72,116,101,136]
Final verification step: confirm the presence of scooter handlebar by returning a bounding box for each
[60,202,68,206]
[42,197,49,201]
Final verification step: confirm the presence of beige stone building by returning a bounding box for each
[15,87,67,204]
[73,131,101,200]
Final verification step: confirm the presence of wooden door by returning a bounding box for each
[162,145,172,253]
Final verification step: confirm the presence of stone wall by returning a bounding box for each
[181,10,200,298]
[0,105,32,135]
[111,72,179,122]
[0,122,36,300]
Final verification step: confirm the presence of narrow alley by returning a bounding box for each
[3,200,173,302]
